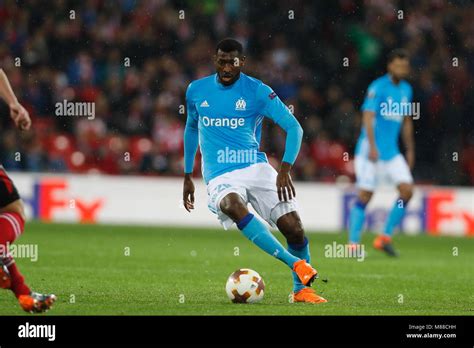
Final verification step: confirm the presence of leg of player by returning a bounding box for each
[374,183,413,257]
[277,212,327,303]
[348,190,373,245]
[0,199,56,313]
[219,193,317,286]
[0,199,29,295]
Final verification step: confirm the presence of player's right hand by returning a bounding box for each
[368,146,378,162]
[9,102,32,131]
[183,175,195,212]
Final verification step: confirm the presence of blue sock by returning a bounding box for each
[237,214,300,269]
[349,199,367,244]
[288,237,310,293]
[384,198,408,237]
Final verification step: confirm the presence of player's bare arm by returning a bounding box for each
[271,105,303,203]
[402,116,415,170]
[0,69,31,131]
[362,110,378,162]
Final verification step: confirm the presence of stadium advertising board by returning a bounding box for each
[11,173,473,237]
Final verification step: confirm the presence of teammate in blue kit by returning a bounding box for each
[182,38,327,303]
[349,49,416,257]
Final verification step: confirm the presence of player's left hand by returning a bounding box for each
[406,149,415,170]
[9,102,31,131]
[276,162,296,202]
[183,174,195,212]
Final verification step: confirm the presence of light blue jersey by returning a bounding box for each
[355,74,413,160]
[184,73,302,184]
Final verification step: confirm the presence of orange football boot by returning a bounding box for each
[373,235,398,257]
[293,260,318,286]
[374,235,391,249]
[0,264,12,289]
[293,288,327,304]
[18,292,57,313]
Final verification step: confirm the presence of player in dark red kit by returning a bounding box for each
[0,68,56,313]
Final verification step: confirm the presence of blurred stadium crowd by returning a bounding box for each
[0,0,473,185]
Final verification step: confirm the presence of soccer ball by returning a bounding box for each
[225,268,265,303]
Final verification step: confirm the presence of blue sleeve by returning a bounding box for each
[183,83,199,174]
[257,83,303,165]
[361,81,380,113]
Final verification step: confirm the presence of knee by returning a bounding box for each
[13,201,26,222]
[358,191,373,205]
[219,196,235,216]
[399,185,414,203]
[219,194,248,222]
[1,199,26,222]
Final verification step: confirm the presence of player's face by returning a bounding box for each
[388,57,410,80]
[214,49,245,86]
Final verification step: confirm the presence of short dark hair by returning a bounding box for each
[216,38,243,55]
[387,48,409,63]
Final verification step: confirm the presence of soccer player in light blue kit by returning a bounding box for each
[349,49,416,256]
[182,38,327,303]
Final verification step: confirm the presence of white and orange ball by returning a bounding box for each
[225,268,265,303]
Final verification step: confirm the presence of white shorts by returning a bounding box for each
[355,154,413,191]
[207,163,297,229]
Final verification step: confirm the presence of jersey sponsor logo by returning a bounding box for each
[201,116,245,129]
[200,100,210,107]
[268,92,277,100]
[235,98,246,111]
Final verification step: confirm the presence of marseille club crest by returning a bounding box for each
[235,98,246,111]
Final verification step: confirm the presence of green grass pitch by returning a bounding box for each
[0,221,473,315]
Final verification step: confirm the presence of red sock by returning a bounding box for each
[0,212,30,298]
